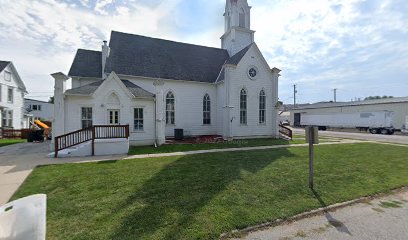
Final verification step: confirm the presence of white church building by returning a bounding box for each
[52,0,281,147]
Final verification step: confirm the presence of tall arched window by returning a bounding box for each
[203,94,211,125]
[240,88,247,125]
[166,91,175,125]
[259,90,266,124]
[239,8,245,28]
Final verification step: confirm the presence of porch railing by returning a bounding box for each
[279,124,293,140]
[54,125,129,158]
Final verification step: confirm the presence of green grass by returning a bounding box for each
[129,138,307,155]
[12,143,408,240]
[0,138,25,147]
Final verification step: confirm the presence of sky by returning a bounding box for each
[0,0,407,104]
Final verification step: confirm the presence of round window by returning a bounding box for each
[248,67,258,79]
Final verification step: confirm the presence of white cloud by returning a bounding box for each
[0,0,407,103]
[0,0,183,100]
[95,0,114,14]
[248,0,408,103]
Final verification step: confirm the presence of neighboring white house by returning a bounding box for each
[0,61,29,129]
[52,0,281,146]
[24,98,54,122]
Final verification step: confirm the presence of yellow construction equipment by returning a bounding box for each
[34,120,50,140]
[34,120,49,129]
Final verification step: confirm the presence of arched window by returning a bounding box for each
[240,88,247,125]
[166,91,175,125]
[259,90,266,124]
[203,94,211,125]
[239,8,245,28]
[227,12,231,29]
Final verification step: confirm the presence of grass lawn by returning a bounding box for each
[13,143,408,240]
[0,138,25,147]
[128,137,311,155]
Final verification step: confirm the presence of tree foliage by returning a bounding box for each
[364,96,393,100]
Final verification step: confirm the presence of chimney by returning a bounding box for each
[102,40,110,79]
[51,72,69,146]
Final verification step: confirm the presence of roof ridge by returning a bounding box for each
[77,49,101,53]
[110,30,227,52]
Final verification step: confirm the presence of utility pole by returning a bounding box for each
[332,88,337,102]
[293,84,297,108]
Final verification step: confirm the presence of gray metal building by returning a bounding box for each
[290,97,408,130]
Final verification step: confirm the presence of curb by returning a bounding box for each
[220,186,408,239]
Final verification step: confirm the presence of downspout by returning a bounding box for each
[154,97,157,147]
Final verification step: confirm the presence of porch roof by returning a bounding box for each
[65,79,155,99]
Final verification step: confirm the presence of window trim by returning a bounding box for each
[7,87,13,103]
[166,91,175,125]
[108,109,120,125]
[240,88,247,125]
[203,94,211,125]
[239,8,245,28]
[2,110,13,127]
[259,90,266,124]
[81,107,93,129]
[4,71,11,82]
[134,108,144,131]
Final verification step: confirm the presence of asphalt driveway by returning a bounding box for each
[293,128,408,145]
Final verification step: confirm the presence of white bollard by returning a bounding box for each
[0,194,46,240]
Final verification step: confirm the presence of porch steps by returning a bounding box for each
[48,141,92,158]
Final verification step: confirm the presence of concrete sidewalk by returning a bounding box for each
[124,139,363,160]
[236,189,408,240]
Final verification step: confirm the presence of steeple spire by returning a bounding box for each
[221,0,255,56]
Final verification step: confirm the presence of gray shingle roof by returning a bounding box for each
[68,49,102,78]
[105,31,230,83]
[225,44,253,65]
[65,80,102,95]
[121,80,155,98]
[0,61,10,72]
[67,31,255,83]
[65,79,154,99]
[216,68,225,82]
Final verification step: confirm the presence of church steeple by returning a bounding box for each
[221,0,255,56]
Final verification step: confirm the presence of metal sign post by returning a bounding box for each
[306,126,319,189]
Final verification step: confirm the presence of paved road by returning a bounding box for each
[239,189,408,240]
[293,128,408,145]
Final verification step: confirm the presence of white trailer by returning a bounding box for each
[402,116,408,134]
[300,111,395,135]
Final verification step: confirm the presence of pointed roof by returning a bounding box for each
[68,49,102,78]
[0,61,27,92]
[0,61,10,72]
[67,31,264,83]
[105,31,230,83]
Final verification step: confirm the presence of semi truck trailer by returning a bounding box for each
[300,111,395,135]
[402,116,408,134]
